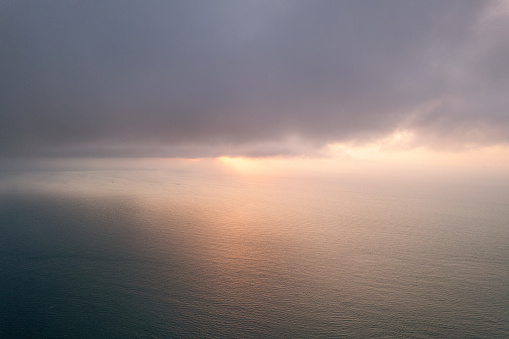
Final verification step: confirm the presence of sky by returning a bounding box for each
[1,0,509,171]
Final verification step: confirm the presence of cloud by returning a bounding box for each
[0,0,507,158]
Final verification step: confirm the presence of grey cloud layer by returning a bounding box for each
[1,0,507,157]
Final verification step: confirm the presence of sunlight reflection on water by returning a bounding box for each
[0,168,508,337]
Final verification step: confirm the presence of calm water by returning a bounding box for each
[0,169,508,338]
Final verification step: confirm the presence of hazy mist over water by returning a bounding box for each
[1,166,508,337]
[3,1,509,336]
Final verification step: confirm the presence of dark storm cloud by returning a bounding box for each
[1,0,507,157]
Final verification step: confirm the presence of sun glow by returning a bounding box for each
[217,156,266,174]
[216,134,509,177]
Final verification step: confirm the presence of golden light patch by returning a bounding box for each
[217,156,263,174]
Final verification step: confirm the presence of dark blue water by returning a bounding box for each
[1,169,508,337]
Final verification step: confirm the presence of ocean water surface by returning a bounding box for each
[0,168,508,337]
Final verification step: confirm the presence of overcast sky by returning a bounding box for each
[1,0,508,158]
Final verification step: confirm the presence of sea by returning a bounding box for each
[0,165,508,338]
